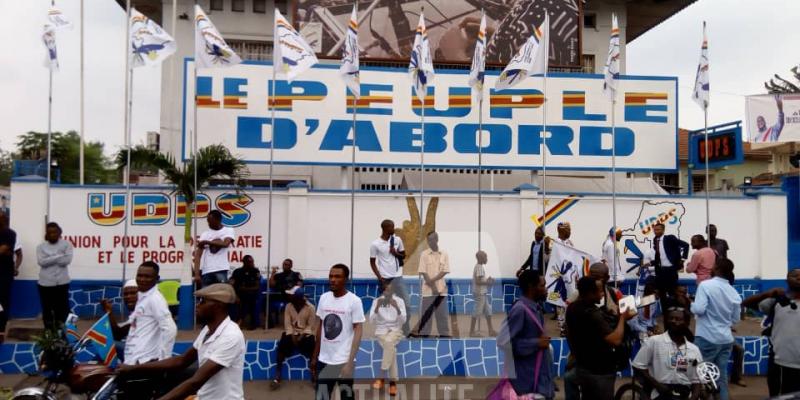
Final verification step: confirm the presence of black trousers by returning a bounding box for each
[419,295,450,337]
[768,358,800,396]
[0,271,13,332]
[38,284,70,332]
[654,266,678,309]
[236,291,259,329]
[315,362,354,400]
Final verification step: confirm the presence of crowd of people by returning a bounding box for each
[1,209,800,399]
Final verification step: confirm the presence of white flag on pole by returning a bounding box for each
[408,11,435,102]
[130,8,176,68]
[544,241,595,307]
[495,15,549,90]
[42,24,59,70]
[693,22,710,110]
[194,5,241,69]
[602,14,621,101]
[47,6,72,30]
[338,5,360,98]
[468,12,487,102]
[274,9,319,82]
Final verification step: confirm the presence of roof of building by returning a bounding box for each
[678,129,773,163]
[626,0,698,43]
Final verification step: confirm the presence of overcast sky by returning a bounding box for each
[0,0,798,154]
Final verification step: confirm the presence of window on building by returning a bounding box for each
[653,173,680,194]
[232,0,244,12]
[227,39,273,61]
[581,54,595,74]
[583,13,597,29]
[210,0,224,11]
[275,0,288,14]
[692,175,706,193]
[253,0,266,13]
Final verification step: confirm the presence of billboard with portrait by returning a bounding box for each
[295,0,581,67]
[745,93,800,143]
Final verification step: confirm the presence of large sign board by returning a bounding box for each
[745,93,800,143]
[295,0,581,67]
[688,122,743,169]
[183,61,678,171]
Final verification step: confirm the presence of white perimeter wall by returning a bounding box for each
[9,181,788,282]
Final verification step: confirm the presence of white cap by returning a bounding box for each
[123,279,137,288]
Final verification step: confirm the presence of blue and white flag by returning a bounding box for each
[468,12,487,102]
[496,14,549,90]
[274,9,319,82]
[544,241,594,308]
[130,8,176,68]
[693,22,709,110]
[47,6,72,30]
[339,4,360,98]
[42,24,59,70]
[602,14,621,101]
[408,11,434,102]
[194,5,241,69]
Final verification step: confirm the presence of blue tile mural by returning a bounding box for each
[0,337,771,379]
[60,278,770,319]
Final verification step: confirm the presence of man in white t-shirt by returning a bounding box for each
[369,219,410,334]
[123,261,176,364]
[119,283,245,400]
[194,210,236,287]
[312,264,365,400]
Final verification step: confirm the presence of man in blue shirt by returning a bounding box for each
[690,258,741,400]
[500,269,554,399]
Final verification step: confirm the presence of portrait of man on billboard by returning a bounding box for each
[753,95,785,143]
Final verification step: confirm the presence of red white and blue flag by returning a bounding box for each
[602,14,621,101]
[693,22,710,110]
[408,11,434,102]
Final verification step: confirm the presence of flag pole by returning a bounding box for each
[79,0,85,185]
[541,68,548,235]
[121,0,132,285]
[350,100,357,278]
[478,96,483,252]
[611,99,618,288]
[46,66,53,224]
[704,107,710,236]
[266,58,276,331]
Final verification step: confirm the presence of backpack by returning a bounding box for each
[390,236,404,269]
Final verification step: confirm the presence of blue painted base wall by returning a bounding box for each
[6,278,783,321]
[0,336,771,379]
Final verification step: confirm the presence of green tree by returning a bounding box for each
[0,149,13,186]
[765,66,800,94]
[15,131,116,184]
[115,144,248,243]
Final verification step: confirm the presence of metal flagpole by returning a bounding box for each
[704,108,710,237]
[266,63,276,330]
[541,70,548,234]
[350,101,357,277]
[420,98,425,235]
[611,99,619,288]
[79,0,84,185]
[121,0,132,284]
[478,98,483,251]
[46,68,53,223]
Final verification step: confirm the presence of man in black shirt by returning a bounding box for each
[0,212,16,343]
[268,258,303,328]
[708,224,729,259]
[230,255,262,330]
[566,276,635,400]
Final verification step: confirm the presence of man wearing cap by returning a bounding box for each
[119,283,245,400]
[271,286,316,390]
[101,279,140,363]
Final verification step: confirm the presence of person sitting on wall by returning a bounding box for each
[369,279,407,397]
[271,286,316,390]
[268,258,303,329]
[230,255,262,330]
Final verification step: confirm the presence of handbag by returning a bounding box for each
[486,303,546,400]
